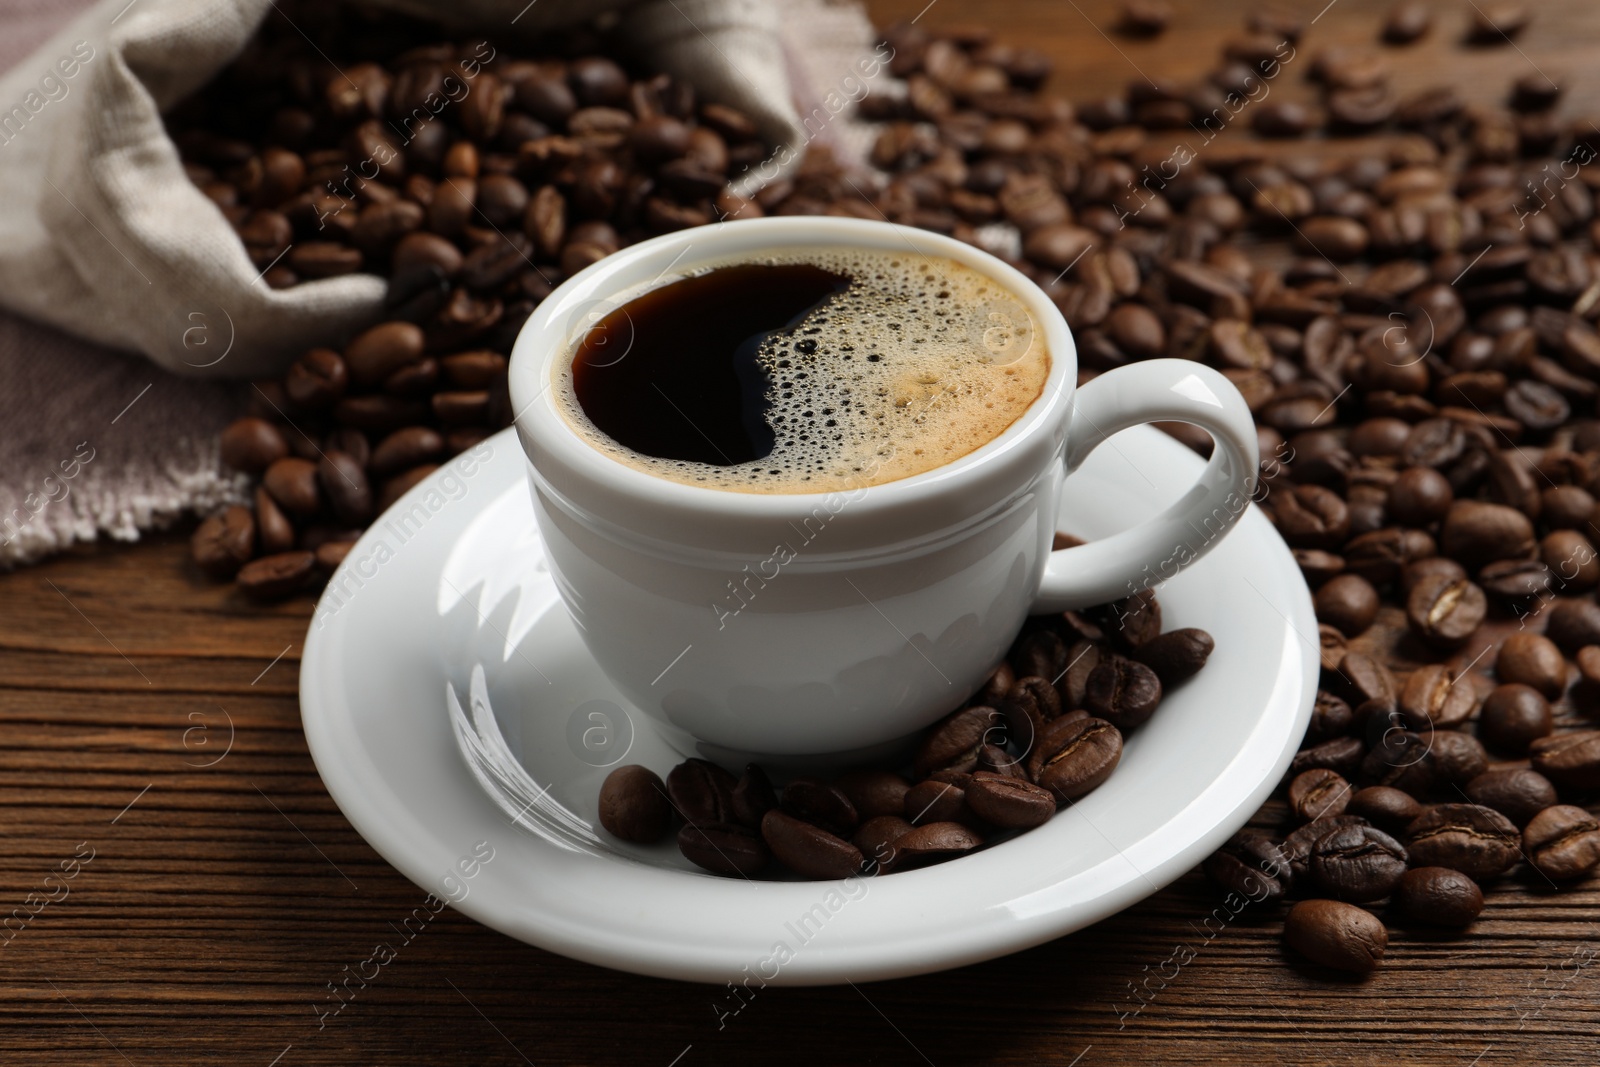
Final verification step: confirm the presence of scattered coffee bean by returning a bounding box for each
[1478,683,1553,754]
[1462,768,1559,826]
[1130,628,1214,685]
[730,763,778,828]
[893,822,984,869]
[1405,804,1522,880]
[1495,633,1568,699]
[760,810,864,879]
[679,822,768,876]
[965,772,1057,828]
[1289,768,1353,822]
[191,506,256,579]
[1405,571,1486,649]
[598,765,672,843]
[1381,1,1432,44]
[1083,656,1163,730]
[1205,830,1292,902]
[1310,822,1408,902]
[1522,805,1600,881]
[1285,899,1387,973]
[1529,730,1600,791]
[1315,574,1380,636]
[1119,0,1171,36]
[1346,786,1422,834]
[235,550,315,601]
[1393,867,1484,926]
[666,758,736,826]
[1027,717,1123,801]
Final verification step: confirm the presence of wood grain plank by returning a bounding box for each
[3,1,1600,1064]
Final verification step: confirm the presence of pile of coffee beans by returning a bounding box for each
[179,1,795,595]
[173,1,1600,975]
[598,590,1215,877]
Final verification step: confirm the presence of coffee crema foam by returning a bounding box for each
[555,248,1050,493]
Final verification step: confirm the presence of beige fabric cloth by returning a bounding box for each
[0,0,879,567]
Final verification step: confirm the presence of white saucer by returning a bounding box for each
[300,426,1316,986]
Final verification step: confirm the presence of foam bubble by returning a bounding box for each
[556,247,1050,493]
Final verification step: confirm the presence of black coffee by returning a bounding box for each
[571,263,849,467]
[558,247,1048,493]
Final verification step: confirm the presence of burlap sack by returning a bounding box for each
[0,0,824,380]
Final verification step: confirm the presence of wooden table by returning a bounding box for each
[4,1,1599,1063]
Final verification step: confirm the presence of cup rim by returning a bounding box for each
[508,216,1078,519]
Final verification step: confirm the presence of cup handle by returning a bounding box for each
[1033,360,1260,612]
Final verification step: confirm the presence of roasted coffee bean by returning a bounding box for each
[318,451,371,525]
[1057,640,1102,708]
[1285,899,1387,973]
[1119,0,1171,35]
[730,763,777,828]
[1339,651,1398,708]
[1469,1,1530,42]
[1529,730,1600,790]
[345,321,425,387]
[1315,574,1380,636]
[1578,646,1600,686]
[892,821,984,869]
[904,776,969,826]
[235,550,314,601]
[964,772,1055,828]
[283,348,347,408]
[1439,500,1537,568]
[1360,728,1436,796]
[1463,768,1559,826]
[253,487,294,555]
[1129,628,1214,685]
[598,765,672,843]
[1382,1,1433,44]
[1307,691,1354,744]
[1405,571,1486,649]
[1293,736,1368,778]
[1346,786,1423,834]
[781,779,859,837]
[1541,531,1600,592]
[760,810,864,878]
[1011,630,1067,682]
[854,814,913,870]
[1491,633,1568,700]
[1345,528,1437,587]
[1479,683,1553,754]
[1405,804,1522,880]
[1283,814,1368,886]
[1311,823,1408,902]
[1394,867,1483,926]
[1273,485,1351,550]
[220,417,289,474]
[191,506,256,578]
[1103,590,1162,649]
[1429,730,1489,785]
[834,770,911,820]
[1027,716,1122,801]
[1400,664,1477,728]
[679,822,768,876]
[1479,559,1553,603]
[1204,830,1292,901]
[914,705,1004,778]
[1545,599,1600,654]
[666,759,736,825]
[1523,805,1600,881]
[1387,466,1453,526]
[1083,655,1162,730]
[1289,768,1352,822]
[262,457,321,518]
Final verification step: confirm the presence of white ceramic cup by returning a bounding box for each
[510,217,1259,759]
